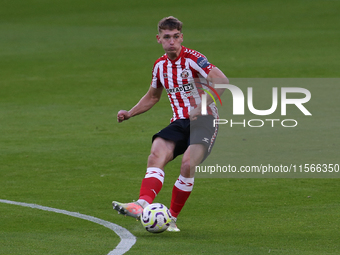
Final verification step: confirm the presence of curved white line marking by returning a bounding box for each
[0,199,136,255]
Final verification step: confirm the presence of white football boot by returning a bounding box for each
[167,216,180,232]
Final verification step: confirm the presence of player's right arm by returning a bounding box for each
[117,85,163,123]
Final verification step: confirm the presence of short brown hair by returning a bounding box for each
[158,16,183,33]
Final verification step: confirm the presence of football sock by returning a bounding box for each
[136,199,149,209]
[138,167,164,204]
[170,175,194,218]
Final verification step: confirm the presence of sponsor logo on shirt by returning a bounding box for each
[166,83,195,94]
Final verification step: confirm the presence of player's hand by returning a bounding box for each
[117,110,131,123]
[189,106,201,121]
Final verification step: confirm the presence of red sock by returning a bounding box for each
[170,175,194,218]
[139,167,164,204]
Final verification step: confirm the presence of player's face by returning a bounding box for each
[157,29,183,60]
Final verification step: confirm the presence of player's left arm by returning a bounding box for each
[190,67,228,120]
[206,67,228,104]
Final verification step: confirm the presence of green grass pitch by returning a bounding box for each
[0,0,339,254]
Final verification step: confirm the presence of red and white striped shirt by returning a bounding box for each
[151,46,218,122]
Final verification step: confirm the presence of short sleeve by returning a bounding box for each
[151,61,163,88]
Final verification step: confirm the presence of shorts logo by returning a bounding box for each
[197,57,210,68]
[202,138,210,143]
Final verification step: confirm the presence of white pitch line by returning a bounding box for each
[0,199,136,255]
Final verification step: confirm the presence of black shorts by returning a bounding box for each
[152,115,218,161]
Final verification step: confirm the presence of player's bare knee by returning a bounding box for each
[148,147,173,168]
[148,151,162,165]
[180,159,192,177]
[148,138,174,166]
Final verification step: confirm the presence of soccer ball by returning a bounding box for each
[141,203,171,233]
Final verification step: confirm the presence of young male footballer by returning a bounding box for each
[113,16,228,232]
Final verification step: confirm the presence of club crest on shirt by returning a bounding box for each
[163,73,168,78]
[180,70,189,79]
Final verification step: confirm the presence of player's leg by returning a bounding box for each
[167,144,205,231]
[169,144,205,216]
[112,137,175,219]
[137,137,175,208]
[180,143,206,178]
[147,137,175,169]
[137,120,189,209]
[113,119,188,219]
[168,115,218,231]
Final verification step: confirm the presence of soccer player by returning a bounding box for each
[113,16,228,232]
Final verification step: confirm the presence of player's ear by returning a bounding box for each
[156,34,161,44]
